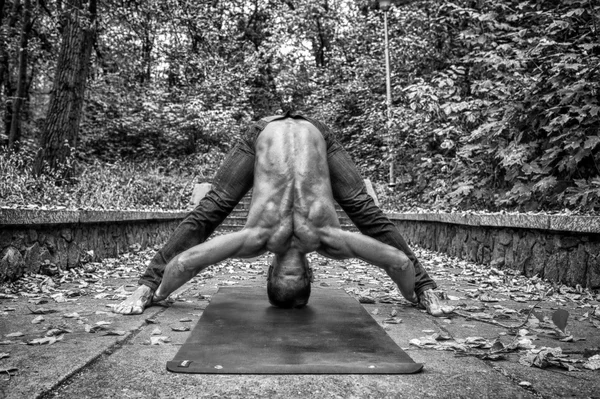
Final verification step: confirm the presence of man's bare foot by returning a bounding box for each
[113,285,154,315]
[418,289,454,317]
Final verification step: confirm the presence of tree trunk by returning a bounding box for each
[33,0,97,177]
[8,0,32,150]
[0,0,21,139]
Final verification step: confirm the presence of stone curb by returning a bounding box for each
[3,208,598,234]
[386,212,600,234]
[0,208,189,226]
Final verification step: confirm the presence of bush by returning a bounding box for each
[0,149,226,211]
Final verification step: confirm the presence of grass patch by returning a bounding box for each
[0,149,225,211]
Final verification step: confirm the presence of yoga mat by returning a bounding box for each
[167,286,423,374]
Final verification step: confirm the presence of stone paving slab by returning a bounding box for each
[47,287,538,399]
[1,248,599,398]
[0,282,174,399]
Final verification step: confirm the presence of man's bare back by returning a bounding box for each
[248,119,339,255]
[149,118,416,305]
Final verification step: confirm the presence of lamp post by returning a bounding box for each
[379,0,395,187]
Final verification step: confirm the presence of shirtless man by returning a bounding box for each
[114,112,452,315]
[152,118,417,306]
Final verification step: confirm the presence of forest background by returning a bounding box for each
[0,0,598,214]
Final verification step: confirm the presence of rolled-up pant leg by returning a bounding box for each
[138,142,255,290]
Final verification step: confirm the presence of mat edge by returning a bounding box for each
[166,361,424,375]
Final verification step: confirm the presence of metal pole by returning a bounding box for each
[384,11,395,187]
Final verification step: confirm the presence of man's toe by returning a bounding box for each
[442,305,455,314]
[131,306,142,315]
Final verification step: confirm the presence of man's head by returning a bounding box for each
[267,251,312,308]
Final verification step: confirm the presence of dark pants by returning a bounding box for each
[139,112,437,295]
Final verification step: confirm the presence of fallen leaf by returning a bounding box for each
[102,330,127,336]
[479,353,506,361]
[519,347,574,370]
[358,296,375,304]
[516,338,536,350]
[0,367,18,376]
[383,317,402,324]
[582,354,600,370]
[85,324,110,333]
[27,335,63,345]
[463,337,491,348]
[51,293,67,303]
[489,341,505,353]
[46,328,71,337]
[479,293,500,302]
[29,307,57,315]
[552,309,569,333]
[150,336,171,345]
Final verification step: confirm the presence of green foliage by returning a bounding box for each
[380,0,600,213]
[1,0,598,213]
[0,148,224,210]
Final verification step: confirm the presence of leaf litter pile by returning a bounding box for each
[406,248,600,372]
[1,241,600,378]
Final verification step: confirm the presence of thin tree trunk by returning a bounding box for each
[33,0,96,176]
[8,0,32,150]
[1,0,21,138]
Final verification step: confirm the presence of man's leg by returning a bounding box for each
[326,142,451,316]
[113,143,255,314]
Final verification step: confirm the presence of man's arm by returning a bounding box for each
[153,228,268,300]
[317,227,417,302]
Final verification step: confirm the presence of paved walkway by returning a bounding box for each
[1,246,599,398]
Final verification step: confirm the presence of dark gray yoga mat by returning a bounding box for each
[167,286,423,374]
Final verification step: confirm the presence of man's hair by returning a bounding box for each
[267,254,311,308]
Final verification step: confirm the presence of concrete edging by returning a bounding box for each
[386,212,600,234]
[1,208,599,287]
[386,212,600,289]
[0,208,189,282]
[0,208,189,226]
